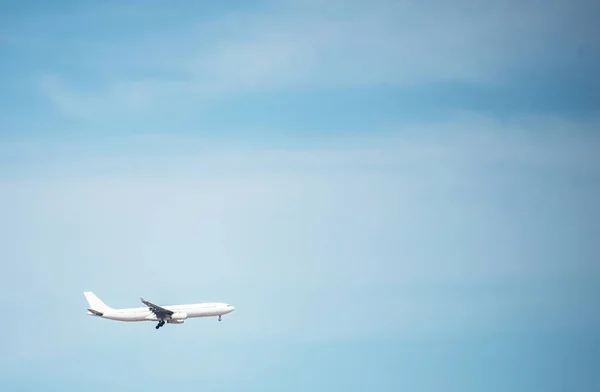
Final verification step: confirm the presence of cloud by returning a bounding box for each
[2,114,599,289]
[27,0,600,117]
[1,114,599,374]
[161,0,600,87]
[39,74,182,120]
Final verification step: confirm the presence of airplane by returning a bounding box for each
[83,292,235,330]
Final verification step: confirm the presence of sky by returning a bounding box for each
[1,0,599,391]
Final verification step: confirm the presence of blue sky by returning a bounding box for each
[1,1,599,391]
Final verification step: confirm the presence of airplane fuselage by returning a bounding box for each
[93,302,235,323]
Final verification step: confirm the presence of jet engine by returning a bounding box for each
[168,312,188,323]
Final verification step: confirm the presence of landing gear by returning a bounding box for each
[218,315,222,322]
[155,320,165,330]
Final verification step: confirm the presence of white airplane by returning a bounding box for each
[83,292,235,330]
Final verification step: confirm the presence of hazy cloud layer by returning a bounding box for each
[1,116,598,370]
[15,0,597,117]
[1,2,599,390]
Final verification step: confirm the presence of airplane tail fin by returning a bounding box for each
[83,291,112,312]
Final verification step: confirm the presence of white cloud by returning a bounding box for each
[1,114,599,368]
[30,0,600,117]
[2,114,598,290]
[39,74,184,120]
[183,0,599,87]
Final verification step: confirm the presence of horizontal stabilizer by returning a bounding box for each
[87,308,104,316]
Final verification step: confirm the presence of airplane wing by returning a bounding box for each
[140,297,174,319]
